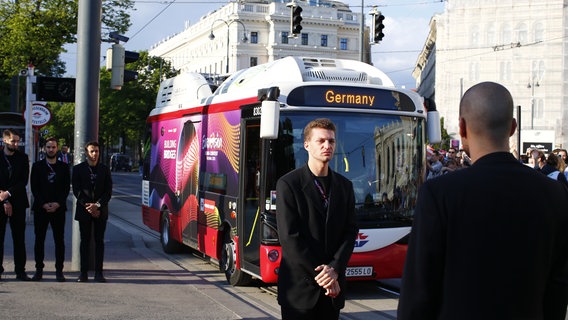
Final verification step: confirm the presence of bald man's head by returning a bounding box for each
[460,82,515,143]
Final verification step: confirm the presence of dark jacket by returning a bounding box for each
[0,150,29,210]
[30,159,70,212]
[398,152,568,320]
[72,161,112,222]
[276,164,358,310]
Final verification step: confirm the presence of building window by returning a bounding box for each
[515,23,528,44]
[301,33,308,45]
[340,38,348,50]
[502,23,511,44]
[250,57,258,67]
[470,25,479,46]
[499,61,511,81]
[532,60,545,81]
[469,62,479,81]
[487,22,495,45]
[282,31,289,44]
[534,22,544,42]
[321,35,328,47]
[251,32,258,44]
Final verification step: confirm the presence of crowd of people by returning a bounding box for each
[426,146,472,179]
[427,144,568,185]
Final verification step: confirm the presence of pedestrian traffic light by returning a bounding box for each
[291,5,303,35]
[373,12,385,43]
[107,44,139,90]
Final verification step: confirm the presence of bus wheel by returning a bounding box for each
[220,230,251,286]
[161,211,180,254]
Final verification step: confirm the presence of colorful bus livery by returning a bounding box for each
[142,57,441,286]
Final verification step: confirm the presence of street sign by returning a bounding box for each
[36,77,76,102]
[23,102,51,128]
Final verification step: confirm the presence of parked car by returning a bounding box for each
[110,153,132,172]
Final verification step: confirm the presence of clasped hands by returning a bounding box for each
[43,202,60,213]
[85,202,101,218]
[314,264,340,298]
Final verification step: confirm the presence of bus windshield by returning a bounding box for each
[268,112,426,229]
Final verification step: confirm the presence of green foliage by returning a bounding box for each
[98,51,177,159]
[0,0,77,77]
[0,0,134,112]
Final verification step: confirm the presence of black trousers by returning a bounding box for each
[78,218,107,274]
[0,208,27,274]
[281,291,340,320]
[33,208,65,271]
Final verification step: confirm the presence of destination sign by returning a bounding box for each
[287,85,416,111]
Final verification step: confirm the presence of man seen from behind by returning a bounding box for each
[398,82,568,320]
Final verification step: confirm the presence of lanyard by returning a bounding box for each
[46,159,55,173]
[313,177,329,209]
[3,153,12,178]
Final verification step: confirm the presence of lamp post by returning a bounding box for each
[158,56,176,81]
[527,77,539,130]
[209,19,248,74]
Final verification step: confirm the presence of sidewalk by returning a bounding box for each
[0,197,280,320]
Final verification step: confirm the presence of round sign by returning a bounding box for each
[23,102,52,128]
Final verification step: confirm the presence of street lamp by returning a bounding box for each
[527,77,539,129]
[209,19,248,74]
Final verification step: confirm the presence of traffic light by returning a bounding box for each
[291,6,303,35]
[107,44,140,90]
[373,12,385,43]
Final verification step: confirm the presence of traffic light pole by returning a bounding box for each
[72,0,102,271]
[359,0,364,62]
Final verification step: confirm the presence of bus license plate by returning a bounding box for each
[345,266,373,278]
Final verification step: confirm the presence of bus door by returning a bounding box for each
[238,118,262,274]
[179,119,199,247]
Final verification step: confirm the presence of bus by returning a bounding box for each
[141,57,441,285]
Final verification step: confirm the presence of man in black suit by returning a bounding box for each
[30,138,70,282]
[0,128,31,281]
[276,118,358,320]
[72,141,112,283]
[398,82,568,320]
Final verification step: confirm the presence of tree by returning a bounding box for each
[0,0,134,111]
[97,51,177,163]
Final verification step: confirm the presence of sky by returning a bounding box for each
[62,0,446,89]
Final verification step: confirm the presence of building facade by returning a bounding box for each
[414,0,568,152]
[149,0,369,77]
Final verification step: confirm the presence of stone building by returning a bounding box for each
[149,0,370,76]
[414,0,567,152]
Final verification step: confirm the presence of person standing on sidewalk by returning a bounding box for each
[398,82,568,320]
[30,138,70,282]
[0,128,31,281]
[275,118,358,320]
[72,141,112,283]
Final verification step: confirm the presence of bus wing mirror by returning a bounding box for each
[260,100,280,139]
[427,110,442,144]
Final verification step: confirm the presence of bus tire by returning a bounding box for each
[220,230,251,286]
[161,211,180,254]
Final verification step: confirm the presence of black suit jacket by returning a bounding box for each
[276,164,358,310]
[30,159,70,212]
[72,161,112,222]
[0,150,29,211]
[398,152,568,320]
